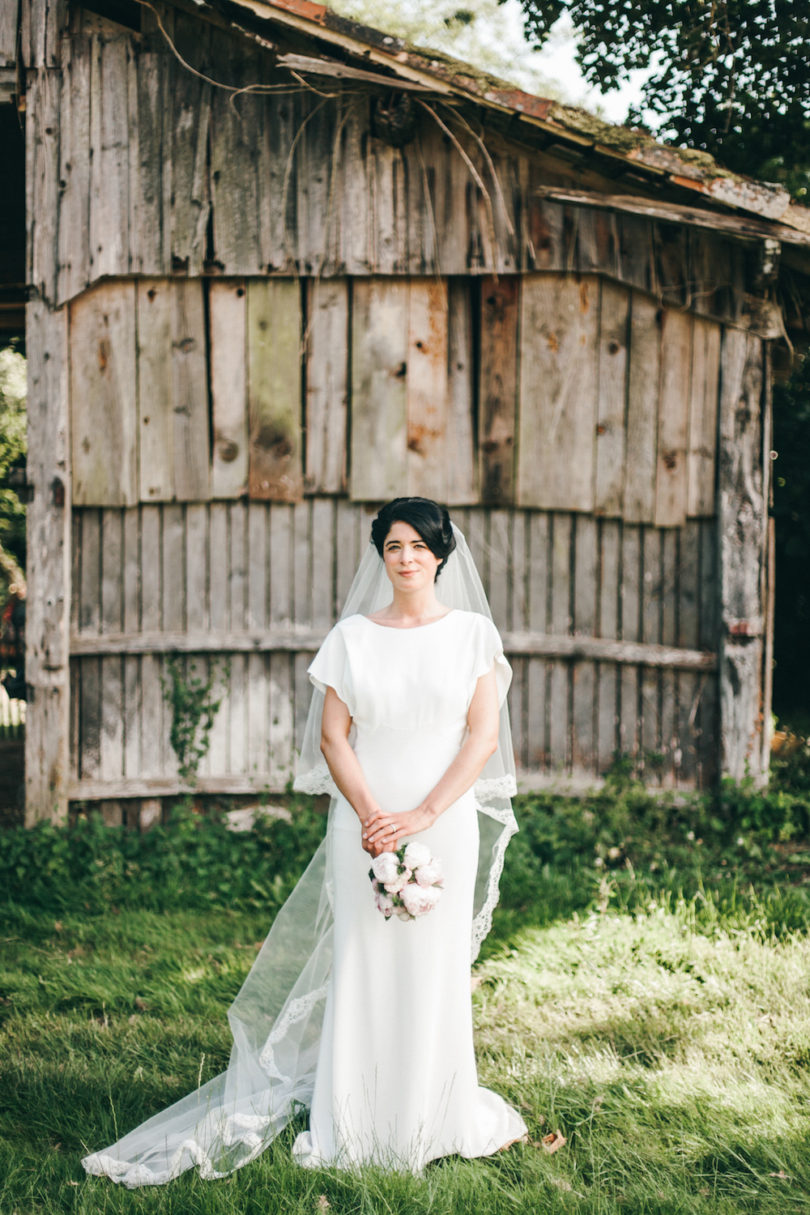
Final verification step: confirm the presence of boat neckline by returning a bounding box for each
[360,608,457,631]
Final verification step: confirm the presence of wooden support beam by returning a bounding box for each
[717,328,768,782]
[70,626,716,671]
[25,300,71,823]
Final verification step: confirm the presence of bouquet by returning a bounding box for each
[368,842,444,921]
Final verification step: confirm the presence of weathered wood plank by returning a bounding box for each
[572,515,597,771]
[185,503,209,632]
[78,510,101,634]
[136,280,173,501]
[227,653,248,776]
[71,283,138,506]
[623,293,661,524]
[246,502,268,631]
[350,278,409,501]
[293,500,311,626]
[445,278,477,504]
[168,13,211,271]
[479,276,518,504]
[27,66,61,303]
[509,510,527,633]
[161,504,185,634]
[139,502,163,779]
[210,280,249,499]
[524,507,547,770]
[335,498,366,615]
[595,281,630,516]
[596,519,620,772]
[407,278,449,497]
[687,317,721,517]
[655,310,693,527]
[172,280,210,500]
[100,655,124,781]
[130,47,165,278]
[136,280,210,502]
[228,502,247,632]
[717,328,767,780]
[57,36,92,302]
[618,524,641,760]
[309,498,335,628]
[100,511,123,634]
[369,140,407,274]
[209,43,261,272]
[548,514,572,769]
[338,99,370,275]
[304,279,348,495]
[269,651,294,785]
[89,35,129,281]
[256,76,295,274]
[487,510,510,631]
[269,503,293,626]
[247,279,303,501]
[25,300,71,822]
[123,654,142,781]
[518,275,599,511]
[247,651,268,784]
[209,503,228,632]
[78,657,101,783]
[22,0,68,68]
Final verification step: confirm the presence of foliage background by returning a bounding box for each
[0,343,26,604]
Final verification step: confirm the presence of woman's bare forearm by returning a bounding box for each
[416,727,498,824]
[320,734,380,824]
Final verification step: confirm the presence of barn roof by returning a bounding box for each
[194,0,810,250]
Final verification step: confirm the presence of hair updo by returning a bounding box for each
[370,497,456,581]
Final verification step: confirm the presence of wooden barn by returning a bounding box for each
[5,0,810,825]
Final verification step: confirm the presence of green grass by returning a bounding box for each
[3,784,810,1213]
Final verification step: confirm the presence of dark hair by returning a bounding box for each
[370,497,456,580]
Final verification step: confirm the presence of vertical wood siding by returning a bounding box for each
[69,504,719,799]
[68,273,724,529]
[33,18,752,329]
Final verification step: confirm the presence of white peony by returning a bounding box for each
[414,858,443,888]
[400,882,442,918]
[403,842,431,870]
[383,868,411,895]
[370,852,399,884]
[375,890,395,918]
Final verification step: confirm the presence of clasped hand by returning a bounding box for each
[361,805,436,857]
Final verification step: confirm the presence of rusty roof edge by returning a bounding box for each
[194,0,808,235]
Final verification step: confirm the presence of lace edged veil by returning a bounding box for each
[82,524,518,1188]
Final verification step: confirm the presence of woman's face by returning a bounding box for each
[382,521,441,590]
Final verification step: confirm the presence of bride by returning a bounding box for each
[82,497,526,1184]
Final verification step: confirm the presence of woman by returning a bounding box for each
[82,498,525,1184]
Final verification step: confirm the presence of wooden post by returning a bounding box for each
[716,327,768,783]
[25,299,72,823]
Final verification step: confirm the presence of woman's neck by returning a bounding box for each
[377,587,446,624]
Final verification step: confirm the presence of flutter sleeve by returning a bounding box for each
[307,621,353,712]
[471,615,512,707]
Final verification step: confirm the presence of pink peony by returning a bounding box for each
[400,882,442,918]
[414,858,443,888]
[370,852,399,884]
[403,842,431,870]
[374,890,395,918]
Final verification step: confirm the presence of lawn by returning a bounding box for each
[2,772,810,1214]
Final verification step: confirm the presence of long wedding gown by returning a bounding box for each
[293,609,526,1168]
[82,608,524,1183]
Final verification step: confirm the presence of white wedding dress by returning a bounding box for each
[292,610,527,1169]
[82,603,524,1184]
